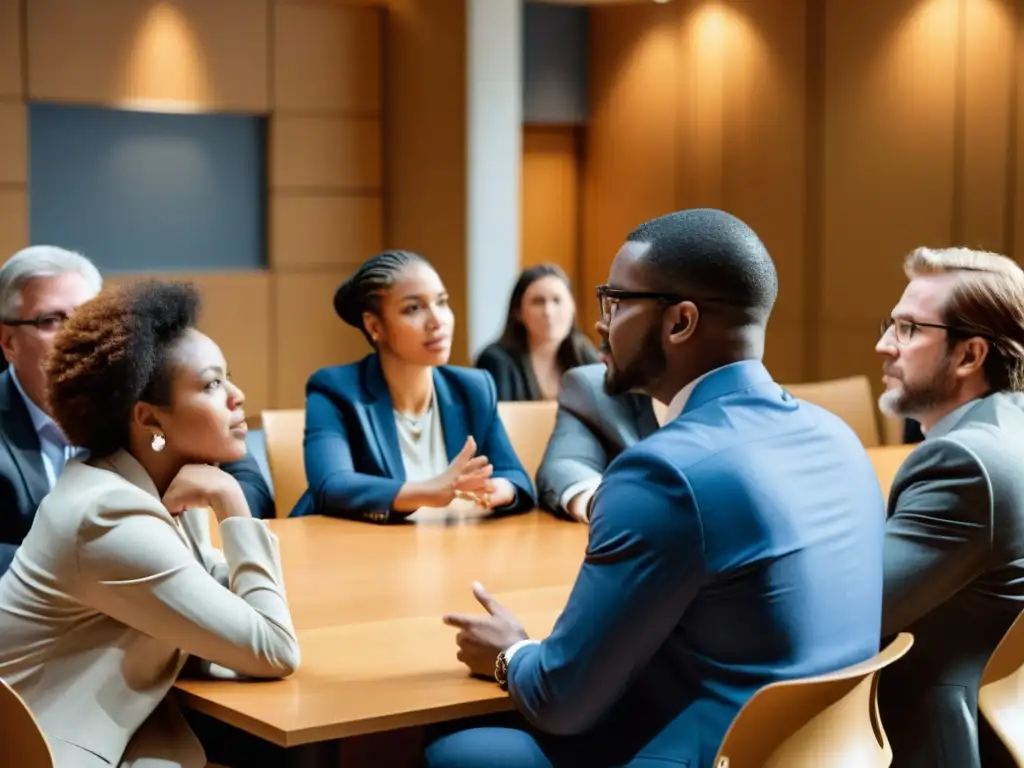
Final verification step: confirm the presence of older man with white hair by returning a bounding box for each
[0,246,274,574]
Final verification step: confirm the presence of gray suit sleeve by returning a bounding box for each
[883,437,992,636]
[536,370,610,515]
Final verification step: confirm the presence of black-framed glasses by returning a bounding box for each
[880,317,982,346]
[596,284,684,323]
[1,312,70,333]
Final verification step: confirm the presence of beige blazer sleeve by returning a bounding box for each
[179,507,230,587]
[76,504,300,678]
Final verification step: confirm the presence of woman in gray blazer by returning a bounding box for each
[0,281,299,768]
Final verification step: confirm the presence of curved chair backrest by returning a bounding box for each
[496,401,558,482]
[261,409,307,518]
[714,633,914,768]
[865,445,914,499]
[979,608,1024,765]
[0,677,52,767]
[785,376,881,447]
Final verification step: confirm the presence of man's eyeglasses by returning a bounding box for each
[596,284,684,323]
[880,317,982,346]
[1,312,70,333]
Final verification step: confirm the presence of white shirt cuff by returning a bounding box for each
[559,477,602,518]
[504,638,540,667]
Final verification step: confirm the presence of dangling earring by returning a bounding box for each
[150,433,166,452]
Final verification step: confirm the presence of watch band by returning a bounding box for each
[494,650,510,690]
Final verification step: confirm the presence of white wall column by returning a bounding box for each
[466,0,522,359]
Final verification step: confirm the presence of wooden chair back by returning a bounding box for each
[496,401,559,481]
[261,409,307,517]
[714,633,914,768]
[0,677,53,767]
[865,445,914,499]
[979,608,1024,766]
[785,376,881,447]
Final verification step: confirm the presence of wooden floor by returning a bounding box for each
[176,511,589,749]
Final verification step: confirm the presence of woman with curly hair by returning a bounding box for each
[0,280,299,768]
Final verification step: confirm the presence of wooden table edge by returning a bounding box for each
[174,689,517,748]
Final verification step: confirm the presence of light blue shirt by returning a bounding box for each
[9,368,84,490]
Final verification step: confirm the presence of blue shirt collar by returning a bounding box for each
[9,366,61,440]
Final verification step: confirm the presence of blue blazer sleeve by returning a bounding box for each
[0,542,16,576]
[471,369,536,513]
[221,452,275,520]
[303,375,403,521]
[507,447,705,734]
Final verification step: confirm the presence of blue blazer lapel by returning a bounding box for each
[683,360,775,415]
[433,369,469,462]
[0,371,48,512]
[362,356,404,480]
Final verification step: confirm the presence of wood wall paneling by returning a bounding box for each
[275,0,388,6]
[677,1,725,210]
[521,126,580,289]
[274,271,369,408]
[819,0,959,382]
[384,0,468,363]
[106,272,273,418]
[961,0,1015,253]
[0,103,26,185]
[719,0,807,336]
[587,1,808,372]
[8,0,389,416]
[0,190,27,259]
[0,0,21,99]
[273,2,381,114]
[817,327,886,401]
[271,116,382,190]
[584,3,680,333]
[582,0,1024,390]
[1014,0,1024,262]
[764,321,809,386]
[270,196,383,269]
[26,0,270,112]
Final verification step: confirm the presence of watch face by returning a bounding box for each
[495,653,509,684]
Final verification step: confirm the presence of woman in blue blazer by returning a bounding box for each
[289,250,536,522]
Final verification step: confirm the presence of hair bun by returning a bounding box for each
[333,277,362,328]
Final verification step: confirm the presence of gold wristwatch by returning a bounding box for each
[494,650,510,690]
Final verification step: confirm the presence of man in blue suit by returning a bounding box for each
[428,209,886,767]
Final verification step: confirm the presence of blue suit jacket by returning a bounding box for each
[289,354,536,522]
[506,361,885,767]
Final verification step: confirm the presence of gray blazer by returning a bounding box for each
[880,391,1024,768]
[536,363,660,516]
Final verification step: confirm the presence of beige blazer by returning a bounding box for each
[0,450,300,768]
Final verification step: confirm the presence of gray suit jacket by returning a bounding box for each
[0,450,299,767]
[536,363,660,516]
[880,392,1024,768]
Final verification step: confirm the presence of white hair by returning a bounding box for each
[0,246,103,320]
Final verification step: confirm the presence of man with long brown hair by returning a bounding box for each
[877,246,1024,767]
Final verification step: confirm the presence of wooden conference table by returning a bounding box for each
[175,445,910,763]
[175,511,589,760]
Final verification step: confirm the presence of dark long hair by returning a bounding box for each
[498,264,594,371]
